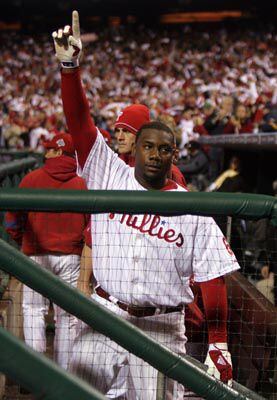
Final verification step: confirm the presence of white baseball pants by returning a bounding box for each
[69,294,187,399]
[22,254,80,370]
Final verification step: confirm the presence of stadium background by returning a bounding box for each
[0,0,276,399]
[1,0,276,194]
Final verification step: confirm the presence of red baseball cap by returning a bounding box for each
[43,133,75,155]
[114,104,150,135]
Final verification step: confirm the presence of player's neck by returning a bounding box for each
[135,173,168,190]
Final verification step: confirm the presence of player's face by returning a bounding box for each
[134,129,176,190]
[114,127,136,154]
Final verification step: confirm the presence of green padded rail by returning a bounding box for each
[0,327,105,400]
[0,149,35,159]
[0,189,276,224]
[0,157,37,181]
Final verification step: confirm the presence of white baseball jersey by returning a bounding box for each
[79,132,239,307]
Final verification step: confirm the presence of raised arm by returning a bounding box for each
[52,10,97,168]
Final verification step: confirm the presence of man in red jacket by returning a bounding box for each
[5,132,88,370]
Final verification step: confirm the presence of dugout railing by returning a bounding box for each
[0,239,266,400]
[0,189,276,399]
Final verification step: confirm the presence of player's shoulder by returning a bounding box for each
[19,167,44,187]
[72,173,87,183]
[72,175,88,189]
[164,180,188,192]
[175,184,188,192]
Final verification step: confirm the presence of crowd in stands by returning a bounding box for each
[0,23,276,153]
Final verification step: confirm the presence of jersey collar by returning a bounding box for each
[161,179,178,191]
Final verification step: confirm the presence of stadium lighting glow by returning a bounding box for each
[160,11,243,23]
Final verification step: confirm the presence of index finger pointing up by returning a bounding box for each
[72,10,80,39]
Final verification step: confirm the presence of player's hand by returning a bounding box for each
[52,10,82,68]
[204,343,233,386]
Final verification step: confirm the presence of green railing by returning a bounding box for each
[0,238,265,400]
[0,149,44,163]
[0,157,38,188]
[0,327,105,400]
[0,189,276,222]
[0,189,274,399]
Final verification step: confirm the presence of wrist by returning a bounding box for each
[209,342,228,351]
[61,66,80,74]
[61,59,79,69]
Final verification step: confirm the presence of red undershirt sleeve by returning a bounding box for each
[200,276,228,344]
[61,68,98,168]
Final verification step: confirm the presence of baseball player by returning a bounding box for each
[114,104,210,385]
[52,12,238,398]
[5,133,88,370]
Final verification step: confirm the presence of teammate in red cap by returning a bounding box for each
[43,132,75,155]
[114,104,150,160]
[5,132,88,370]
[113,103,186,187]
[115,104,150,135]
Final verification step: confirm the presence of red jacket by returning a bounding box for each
[5,155,88,256]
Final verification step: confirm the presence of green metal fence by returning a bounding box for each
[0,189,276,221]
[0,238,265,400]
[0,327,105,400]
[0,157,38,188]
[0,149,44,162]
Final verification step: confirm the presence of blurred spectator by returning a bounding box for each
[255,179,277,305]
[233,218,268,284]
[178,140,210,191]
[204,97,234,136]
[224,104,254,134]
[256,271,275,304]
[259,106,277,133]
[206,156,245,193]
[157,113,182,146]
[179,108,197,154]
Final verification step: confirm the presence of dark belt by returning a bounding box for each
[95,286,183,318]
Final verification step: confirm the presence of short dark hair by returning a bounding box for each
[136,121,175,144]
